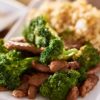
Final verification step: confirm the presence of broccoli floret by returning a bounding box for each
[40,70,80,100]
[40,39,64,64]
[23,16,58,48]
[6,49,22,61]
[0,50,33,90]
[40,38,78,64]
[78,67,87,83]
[74,43,100,72]
[58,48,78,60]
[5,57,33,90]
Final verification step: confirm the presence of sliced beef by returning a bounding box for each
[79,74,99,97]
[28,73,49,87]
[12,90,26,98]
[49,60,68,72]
[62,61,80,70]
[28,85,37,99]
[4,41,42,54]
[49,60,79,72]
[32,61,50,73]
[17,82,29,95]
[66,86,79,100]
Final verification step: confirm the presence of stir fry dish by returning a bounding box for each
[1,1,100,100]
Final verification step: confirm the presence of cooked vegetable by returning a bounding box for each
[0,50,33,90]
[40,70,80,100]
[40,39,64,64]
[23,16,58,48]
[40,38,78,64]
[74,43,100,72]
[58,48,78,60]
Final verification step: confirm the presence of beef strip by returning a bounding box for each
[66,86,79,100]
[28,73,49,87]
[49,60,79,72]
[62,61,80,70]
[4,41,42,54]
[12,89,26,98]
[28,85,37,99]
[49,60,68,72]
[32,61,51,73]
[79,74,99,97]
[17,82,29,95]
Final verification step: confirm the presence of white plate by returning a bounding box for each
[4,20,100,100]
[4,1,100,100]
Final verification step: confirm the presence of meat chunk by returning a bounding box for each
[66,86,79,100]
[17,82,29,95]
[28,73,49,87]
[4,41,42,54]
[63,61,80,70]
[32,61,50,73]
[49,60,68,72]
[28,85,37,99]
[80,74,99,97]
[68,61,80,69]
[12,75,29,96]
[12,90,26,98]
[49,60,79,72]
[87,63,100,74]
[11,37,26,42]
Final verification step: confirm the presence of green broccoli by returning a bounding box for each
[5,57,33,90]
[73,43,100,83]
[58,48,78,60]
[0,50,34,90]
[74,43,100,72]
[23,16,58,48]
[40,70,80,100]
[40,39,64,64]
[6,49,22,61]
[40,38,78,64]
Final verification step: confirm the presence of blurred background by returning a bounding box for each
[0,0,100,38]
